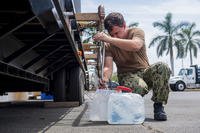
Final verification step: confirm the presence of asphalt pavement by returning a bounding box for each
[0,90,200,133]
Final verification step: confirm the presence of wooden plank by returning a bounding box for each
[75,13,100,21]
[78,21,98,28]
[44,101,79,108]
[83,43,99,51]
[85,54,97,60]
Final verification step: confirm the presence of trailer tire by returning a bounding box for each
[53,68,67,102]
[68,66,85,105]
[175,81,186,91]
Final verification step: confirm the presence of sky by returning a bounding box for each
[81,0,200,75]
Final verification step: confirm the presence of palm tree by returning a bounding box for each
[149,13,188,75]
[178,23,200,65]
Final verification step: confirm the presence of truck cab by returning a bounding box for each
[169,65,200,91]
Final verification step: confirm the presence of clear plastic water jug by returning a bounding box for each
[107,93,145,124]
[88,89,115,121]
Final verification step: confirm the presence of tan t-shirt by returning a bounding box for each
[105,28,149,73]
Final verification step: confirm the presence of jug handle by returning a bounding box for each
[116,86,132,93]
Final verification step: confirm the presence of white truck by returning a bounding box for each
[169,65,200,91]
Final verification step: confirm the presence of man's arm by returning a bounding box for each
[99,56,113,88]
[93,32,144,51]
[102,56,113,82]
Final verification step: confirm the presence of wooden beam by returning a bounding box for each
[85,54,97,60]
[83,43,99,51]
[75,13,100,21]
[78,21,98,28]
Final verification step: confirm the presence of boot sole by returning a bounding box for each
[154,115,167,121]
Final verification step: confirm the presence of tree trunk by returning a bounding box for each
[189,49,193,66]
[170,47,174,76]
[169,37,174,76]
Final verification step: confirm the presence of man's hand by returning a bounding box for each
[93,32,111,42]
[99,78,109,89]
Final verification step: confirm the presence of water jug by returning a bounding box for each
[88,89,114,121]
[107,93,145,124]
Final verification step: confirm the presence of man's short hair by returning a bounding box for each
[104,12,125,33]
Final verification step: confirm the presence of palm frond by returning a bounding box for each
[172,22,189,33]
[174,40,185,58]
[192,45,198,57]
[153,22,167,31]
[149,35,165,48]
[161,37,168,50]
[192,31,200,37]
[165,13,172,25]
[166,36,173,55]
[156,38,168,57]
[128,22,139,28]
[156,43,163,57]
[176,33,185,39]
[190,23,196,31]
[197,42,200,48]
[185,41,190,55]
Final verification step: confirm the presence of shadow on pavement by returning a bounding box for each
[72,103,109,127]
[0,101,72,133]
[144,118,160,122]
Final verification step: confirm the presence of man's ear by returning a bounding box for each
[123,22,126,28]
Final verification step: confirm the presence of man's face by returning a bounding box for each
[109,25,126,39]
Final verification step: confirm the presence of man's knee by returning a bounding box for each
[124,77,149,96]
[156,62,171,79]
[118,72,149,96]
[146,62,171,79]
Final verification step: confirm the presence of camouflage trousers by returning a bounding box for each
[118,62,171,104]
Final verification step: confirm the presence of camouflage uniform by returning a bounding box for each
[118,62,171,104]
